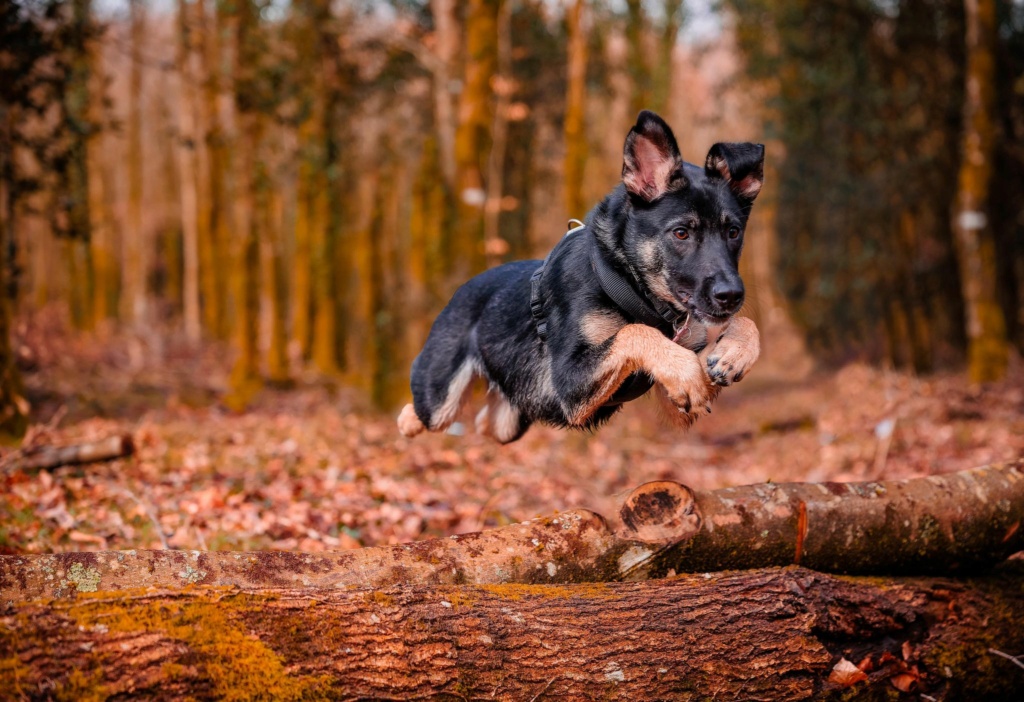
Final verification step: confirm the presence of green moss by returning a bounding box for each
[64,562,102,593]
[0,653,32,699]
[477,582,615,601]
[54,668,108,702]
[70,589,329,701]
[364,591,396,607]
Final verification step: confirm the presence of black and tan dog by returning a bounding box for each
[399,110,763,444]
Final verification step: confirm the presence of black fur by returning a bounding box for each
[405,111,764,443]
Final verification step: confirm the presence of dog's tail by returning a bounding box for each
[397,404,426,437]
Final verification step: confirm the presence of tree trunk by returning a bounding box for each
[0,109,27,442]
[224,1,262,410]
[952,0,1008,383]
[653,0,683,116]
[123,0,148,328]
[564,0,588,219]
[64,0,95,331]
[453,0,499,279]
[625,0,651,116]
[190,0,216,341]
[2,566,1022,701]
[429,0,459,192]
[176,0,203,345]
[310,6,343,376]
[202,0,229,340]
[482,0,512,268]
[261,164,290,386]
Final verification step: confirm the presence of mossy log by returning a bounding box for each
[2,460,1022,602]
[2,566,1023,700]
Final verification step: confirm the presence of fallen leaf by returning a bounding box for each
[890,673,917,692]
[829,658,868,687]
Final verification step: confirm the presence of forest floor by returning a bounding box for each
[2,309,1023,555]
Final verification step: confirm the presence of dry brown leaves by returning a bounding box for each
[1,311,1022,555]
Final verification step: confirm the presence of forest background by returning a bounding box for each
[1,0,1023,552]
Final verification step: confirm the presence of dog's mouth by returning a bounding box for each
[671,291,735,326]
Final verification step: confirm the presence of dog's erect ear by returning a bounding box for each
[622,110,687,202]
[705,142,765,209]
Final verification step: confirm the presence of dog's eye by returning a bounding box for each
[673,228,689,240]
[728,227,741,240]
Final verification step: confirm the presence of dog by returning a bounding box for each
[398,110,763,444]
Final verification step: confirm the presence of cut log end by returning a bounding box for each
[618,480,700,544]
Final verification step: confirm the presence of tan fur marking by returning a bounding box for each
[430,360,477,431]
[637,239,658,268]
[705,316,760,383]
[580,310,627,346]
[477,389,521,443]
[567,324,714,426]
[397,404,425,437]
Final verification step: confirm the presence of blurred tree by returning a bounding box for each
[653,0,684,115]
[726,0,980,371]
[454,0,500,279]
[952,0,1008,382]
[625,0,651,115]
[225,0,263,409]
[175,0,202,344]
[564,0,588,219]
[122,0,147,328]
[62,0,96,330]
[201,0,230,339]
[0,0,71,438]
[483,0,512,266]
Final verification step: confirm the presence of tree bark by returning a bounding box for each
[3,460,1021,602]
[953,0,1008,383]
[2,566,1022,701]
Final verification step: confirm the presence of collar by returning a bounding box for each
[588,233,689,337]
[530,222,690,343]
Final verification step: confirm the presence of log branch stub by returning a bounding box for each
[618,480,700,544]
[2,566,1022,701]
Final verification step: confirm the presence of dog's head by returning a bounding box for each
[616,110,764,325]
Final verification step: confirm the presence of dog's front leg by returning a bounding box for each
[701,316,761,386]
[565,324,713,426]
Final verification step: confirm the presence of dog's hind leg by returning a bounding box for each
[400,357,478,437]
[475,386,530,444]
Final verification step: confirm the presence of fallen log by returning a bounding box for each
[2,460,1021,601]
[0,434,134,474]
[2,565,1022,700]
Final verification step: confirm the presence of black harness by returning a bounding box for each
[529,222,689,406]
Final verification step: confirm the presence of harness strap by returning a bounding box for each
[530,221,691,408]
[530,220,587,342]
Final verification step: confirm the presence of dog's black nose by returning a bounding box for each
[711,281,744,311]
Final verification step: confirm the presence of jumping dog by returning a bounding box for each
[399,110,763,444]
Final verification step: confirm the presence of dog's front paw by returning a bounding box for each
[659,361,715,418]
[700,317,760,386]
